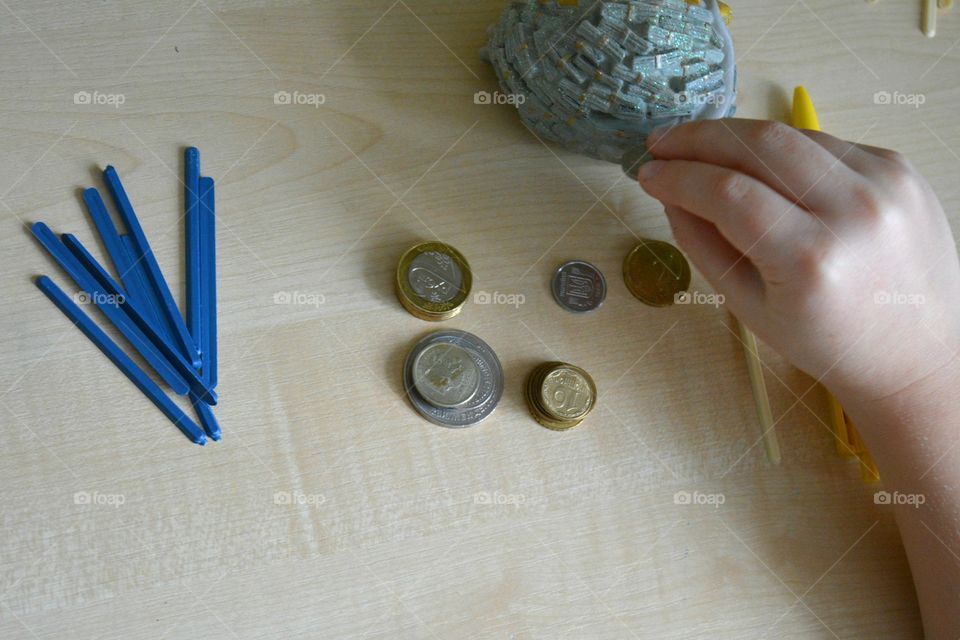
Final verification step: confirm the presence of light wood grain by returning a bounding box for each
[2,0,957,637]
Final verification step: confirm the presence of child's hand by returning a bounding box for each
[635,118,960,403]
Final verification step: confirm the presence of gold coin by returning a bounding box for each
[396,242,472,321]
[623,239,691,307]
[540,365,595,420]
[524,361,597,431]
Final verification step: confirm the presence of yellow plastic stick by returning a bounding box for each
[829,394,853,456]
[792,85,877,480]
[847,417,867,454]
[860,450,881,483]
[791,86,821,131]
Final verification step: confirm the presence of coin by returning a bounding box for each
[404,330,503,428]
[623,239,691,307]
[551,260,606,313]
[524,361,597,431]
[541,366,595,420]
[396,242,472,321]
[412,342,480,408]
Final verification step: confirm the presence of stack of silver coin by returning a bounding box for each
[403,330,504,428]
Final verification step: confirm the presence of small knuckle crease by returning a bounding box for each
[883,167,923,200]
[849,183,883,218]
[793,241,832,281]
[752,121,793,150]
[713,172,749,203]
[880,149,910,168]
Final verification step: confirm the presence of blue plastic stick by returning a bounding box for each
[120,235,221,413]
[83,188,138,295]
[34,276,205,445]
[120,234,165,341]
[61,232,218,405]
[191,393,221,441]
[31,222,190,395]
[121,232,178,343]
[185,148,202,353]
[102,165,201,368]
[200,176,218,388]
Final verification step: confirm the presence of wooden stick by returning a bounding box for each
[923,0,937,37]
[736,319,780,464]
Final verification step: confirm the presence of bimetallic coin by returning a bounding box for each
[540,366,595,420]
[412,342,480,408]
[551,260,607,313]
[403,330,503,428]
[623,239,691,307]
[396,242,472,321]
[408,251,462,304]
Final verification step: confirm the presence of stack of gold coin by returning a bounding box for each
[524,361,597,430]
[623,239,691,307]
[395,241,472,321]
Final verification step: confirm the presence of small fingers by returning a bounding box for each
[663,204,764,318]
[647,118,861,213]
[639,158,818,271]
[798,129,907,173]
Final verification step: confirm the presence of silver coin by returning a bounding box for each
[412,342,481,408]
[407,251,463,303]
[551,260,607,313]
[403,330,503,428]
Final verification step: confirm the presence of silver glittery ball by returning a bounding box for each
[480,0,737,162]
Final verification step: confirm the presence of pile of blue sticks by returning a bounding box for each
[32,148,219,445]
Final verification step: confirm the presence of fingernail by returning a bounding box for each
[620,147,653,178]
[638,159,665,181]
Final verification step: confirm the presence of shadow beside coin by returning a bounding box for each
[362,236,422,308]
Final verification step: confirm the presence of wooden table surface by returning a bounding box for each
[1,1,957,637]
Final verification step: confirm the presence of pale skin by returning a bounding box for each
[633,119,960,639]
